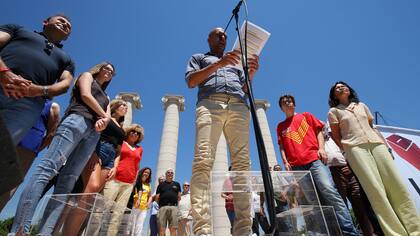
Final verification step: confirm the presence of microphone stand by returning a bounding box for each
[227,1,279,235]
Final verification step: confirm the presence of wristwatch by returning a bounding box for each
[42,86,49,98]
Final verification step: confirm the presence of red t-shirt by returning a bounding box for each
[277,112,324,167]
[115,141,143,183]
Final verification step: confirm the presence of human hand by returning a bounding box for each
[0,71,31,99]
[318,149,328,165]
[217,50,241,67]
[134,200,140,208]
[23,84,47,98]
[106,167,117,181]
[284,162,292,171]
[95,117,110,132]
[259,207,265,216]
[247,54,259,79]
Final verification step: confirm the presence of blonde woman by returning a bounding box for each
[328,81,420,236]
[62,99,127,236]
[101,123,144,236]
[11,62,115,235]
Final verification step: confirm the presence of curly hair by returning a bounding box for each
[124,123,144,145]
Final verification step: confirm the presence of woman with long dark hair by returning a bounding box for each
[11,62,115,236]
[132,167,153,235]
[328,81,420,236]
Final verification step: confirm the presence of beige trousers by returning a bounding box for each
[102,179,134,236]
[190,94,251,236]
[346,143,420,236]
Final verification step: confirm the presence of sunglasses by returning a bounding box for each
[281,99,293,105]
[101,66,115,75]
[183,184,190,187]
[129,130,140,136]
[44,41,54,55]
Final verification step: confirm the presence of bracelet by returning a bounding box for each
[0,68,10,73]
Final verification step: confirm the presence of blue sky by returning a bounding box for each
[1,0,419,219]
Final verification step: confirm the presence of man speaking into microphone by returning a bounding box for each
[185,27,259,236]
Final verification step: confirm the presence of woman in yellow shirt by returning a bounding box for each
[132,167,152,235]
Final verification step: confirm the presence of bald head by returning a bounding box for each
[208,27,227,57]
[208,27,225,37]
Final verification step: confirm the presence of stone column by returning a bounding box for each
[212,134,231,235]
[255,99,278,168]
[154,95,185,189]
[115,92,142,127]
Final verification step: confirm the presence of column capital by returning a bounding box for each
[162,95,185,111]
[255,99,270,111]
[115,92,142,109]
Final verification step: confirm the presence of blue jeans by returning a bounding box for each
[149,214,158,236]
[292,160,361,236]
[96,140,116,169]
[226,209,235,233]
[11,114,100,234]
[0,90,45,145]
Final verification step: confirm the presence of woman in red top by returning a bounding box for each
[101,123,144,236]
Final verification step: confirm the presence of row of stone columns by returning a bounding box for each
[154,95,279,179]
[119,93,279,235]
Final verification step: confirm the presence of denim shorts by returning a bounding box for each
[95,140,116,169]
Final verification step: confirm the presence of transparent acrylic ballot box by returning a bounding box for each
[30,193,141,235]
[211,171,341,236]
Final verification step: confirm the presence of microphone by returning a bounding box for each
[225,0,244,33]
[232,0,243,15]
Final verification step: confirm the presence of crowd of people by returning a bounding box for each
[0,13,419,236]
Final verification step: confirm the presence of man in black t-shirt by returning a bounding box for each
[156,168,181,236]
[0,14,75,145]
[0,14,74,195]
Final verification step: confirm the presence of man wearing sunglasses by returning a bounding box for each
[156,168,181,236]
[178,181,192,236]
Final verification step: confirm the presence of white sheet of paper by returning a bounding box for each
[231,21,271,68]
